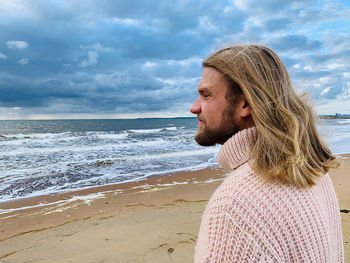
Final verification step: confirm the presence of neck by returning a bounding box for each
[240,116,255,130]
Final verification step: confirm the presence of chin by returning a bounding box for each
[194,132,217,146]
[194,125,236,146]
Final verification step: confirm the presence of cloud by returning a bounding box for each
[320,87,331,96]
[142,61,157,70]
[79,42,114,52]
[233,0,314,14]
[79,50,98,67]
[6,40,29,49]
[0,52,7,60]
[267,34,322,53]
[0,0,349,117]
[261,18,293,31]
[17,58,29,65]
[0,1,36,21]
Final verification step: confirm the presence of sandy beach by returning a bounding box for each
[0,154,349,263]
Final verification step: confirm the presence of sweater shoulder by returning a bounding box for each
[208,162,259,209]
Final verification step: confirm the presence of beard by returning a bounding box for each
[194,106,241,146]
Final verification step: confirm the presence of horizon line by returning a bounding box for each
[0,116,197,121]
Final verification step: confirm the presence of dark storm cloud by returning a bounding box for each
[233,0,315,14]
[267,34,322,53]
[261,18,293,32]
[0,0,349,117]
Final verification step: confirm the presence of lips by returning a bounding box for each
[197,116,205,126]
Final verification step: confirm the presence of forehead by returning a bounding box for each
[198,67,229,93]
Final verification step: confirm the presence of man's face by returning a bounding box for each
[190,67,242,146]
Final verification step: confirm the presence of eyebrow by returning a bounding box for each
[197,87,211,93]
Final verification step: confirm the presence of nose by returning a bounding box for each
[190,97,201,114]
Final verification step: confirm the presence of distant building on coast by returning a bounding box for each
[319,113,350,119]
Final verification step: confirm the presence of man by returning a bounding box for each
[191,45,343,262]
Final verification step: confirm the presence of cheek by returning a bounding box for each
[203,110,220,127]
[206,104,225,122]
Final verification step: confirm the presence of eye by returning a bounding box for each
[198,89,211,99]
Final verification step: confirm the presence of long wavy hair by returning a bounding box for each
[203,45,338,188]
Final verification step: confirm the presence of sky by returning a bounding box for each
[0,0,350,119]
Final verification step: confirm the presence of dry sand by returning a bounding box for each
[0,154,349,263]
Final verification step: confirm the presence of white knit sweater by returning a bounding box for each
[194,127,344,262]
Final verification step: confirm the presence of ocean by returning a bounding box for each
[0,118,349,203]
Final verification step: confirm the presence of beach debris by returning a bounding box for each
[158,243,168,248]
[167,248,174,254]
[340,209,349,213]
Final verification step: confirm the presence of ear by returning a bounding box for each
[237,94,251,118]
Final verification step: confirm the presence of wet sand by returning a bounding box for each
[0,154,349,263]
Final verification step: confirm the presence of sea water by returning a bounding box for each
[0,118,349,202]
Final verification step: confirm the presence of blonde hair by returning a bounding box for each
[203,45,338,188]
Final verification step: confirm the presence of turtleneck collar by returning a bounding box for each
[217,127,257,171]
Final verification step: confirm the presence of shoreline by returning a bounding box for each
[0,154,349,262]
[0,167,227,239]
[1,151,348,210]
[0,166,224,213]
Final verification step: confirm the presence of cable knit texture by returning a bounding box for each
[194,127,344,263]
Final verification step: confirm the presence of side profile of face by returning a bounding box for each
[190,67,243,146]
